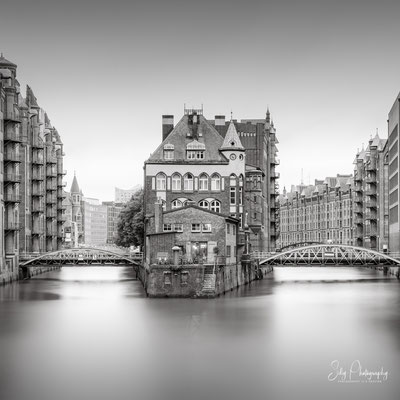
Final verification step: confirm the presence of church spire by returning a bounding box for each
[70,173,80,194]
[266,108,270,124]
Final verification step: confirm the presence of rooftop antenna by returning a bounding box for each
[301,168,304,185]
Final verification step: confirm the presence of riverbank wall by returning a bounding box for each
[1,266,61,286]
[138,259,273,298]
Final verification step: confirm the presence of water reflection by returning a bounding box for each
[0,266,399,400]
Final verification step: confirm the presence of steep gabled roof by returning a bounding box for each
[220,121,244,151]
[146,114,227,163]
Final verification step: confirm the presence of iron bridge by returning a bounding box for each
[20,248,142,267]
[253,244,400,267]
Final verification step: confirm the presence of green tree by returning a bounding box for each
[115,189,144,248]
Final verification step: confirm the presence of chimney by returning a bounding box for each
[162,115,174,141]
[154,199,164,233]
[214,115,226,136]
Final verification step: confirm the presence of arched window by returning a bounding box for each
[184,173,194,191]
[199,174,208,191]
[210,200,221,213]
[239,174,244,186]
[171,200,182,209]
[230,174,236,186]
[171,174,181,191]
[198,200,209,209]
[156,173,166,190]
[211,174,221,191]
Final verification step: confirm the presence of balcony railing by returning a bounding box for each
[32,172,44,181]
[32,139,45,149]
[4,130,22,142]
[353,194,363,203]
[365,212,377,221]
[46,195,57,204]
[4,174,21,183]
[4,110,21,122]
[4,152,22,163]
[32,154,44,164]
[32,188,44,196]
[46,154,57,164]
[365,200,377,208]
[354,217,363,225]
[32,227,44,235]
[365,227,378,236]
[4,193,21,203]
[46,171,57,177]
[32,204,45,212]
[365,189,377,196]
[4,222,20,230]
[365,176,376,184]
[46,182,57,191]
[366,160,376,171]
[46,210,57,218]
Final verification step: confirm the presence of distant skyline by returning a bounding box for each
[1,0,400,200]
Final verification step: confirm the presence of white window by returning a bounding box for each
[174,223,183,232]
[187,150,204,159]
[163,224,172,231]
[239,187,243,205]
[202,223,212,232]
[156,173,166,190]
[210,200,221,213]
[172,174,181,191]
[171,200,182,209]
[211,174,221,191]
[184,174,194,191]
[230,174,236,186]
[198,200,209,209]
[199,174,208,190]
[164,149,174,160]
[191,223,201,232]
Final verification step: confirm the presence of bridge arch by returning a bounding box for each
[258,244,400,267]
[20,247,141,267]
[278,241,322,252]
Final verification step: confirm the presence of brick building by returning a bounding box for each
[211,109,279,251]
[0,54,66,283]
[388,94,400,253]
[144,108,247,264]
[353,134,389,250]
[279,175,354,248]
[146,202,238,266]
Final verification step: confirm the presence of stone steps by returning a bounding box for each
[202,273,216,292]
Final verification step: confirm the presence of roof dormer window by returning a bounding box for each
[163,144,174,160]
[186,140,205,160]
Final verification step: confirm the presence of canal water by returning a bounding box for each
[0,266,399,400]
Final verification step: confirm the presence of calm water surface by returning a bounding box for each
[0,266,399,400]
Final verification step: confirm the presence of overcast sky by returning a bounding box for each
[1,0,400,200]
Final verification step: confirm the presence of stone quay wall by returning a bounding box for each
[138,260,273,298]
[1,266,61,286]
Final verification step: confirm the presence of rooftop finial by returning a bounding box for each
[0,52,3,58]
[230,110,233,121]
[266,107,270,124]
